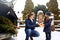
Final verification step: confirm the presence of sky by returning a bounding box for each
[13,0,60,18]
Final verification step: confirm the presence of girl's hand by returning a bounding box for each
[39,23,44,27]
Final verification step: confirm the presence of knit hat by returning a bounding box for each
[45,12,51,16]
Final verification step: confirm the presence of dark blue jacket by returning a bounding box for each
[43,19,52,32]
[25,19,36,30]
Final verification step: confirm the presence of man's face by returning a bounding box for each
[31,12,35,17]
[30,15,34,19]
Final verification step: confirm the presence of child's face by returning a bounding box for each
[39,15,43,19]
[45,14,49,18]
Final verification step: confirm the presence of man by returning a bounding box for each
[43,12,52,40]
[25,12,40,40]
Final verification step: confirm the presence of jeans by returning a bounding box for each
[25,29,40,40]
[45,32,51,40]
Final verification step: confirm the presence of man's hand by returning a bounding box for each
[36,24,40,27]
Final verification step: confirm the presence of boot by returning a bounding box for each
[30,37,33,40]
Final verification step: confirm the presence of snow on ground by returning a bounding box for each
[10,27,60,40]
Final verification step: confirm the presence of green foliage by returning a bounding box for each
[47,0,59,20]
[0,16,17,34]
[0,24,17,34]
[54,15,60,20]
[33,5,48,13]
[22,0,34,20]
[47,0,58,13]
[33,5,48,19]
[0,16,14,27]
